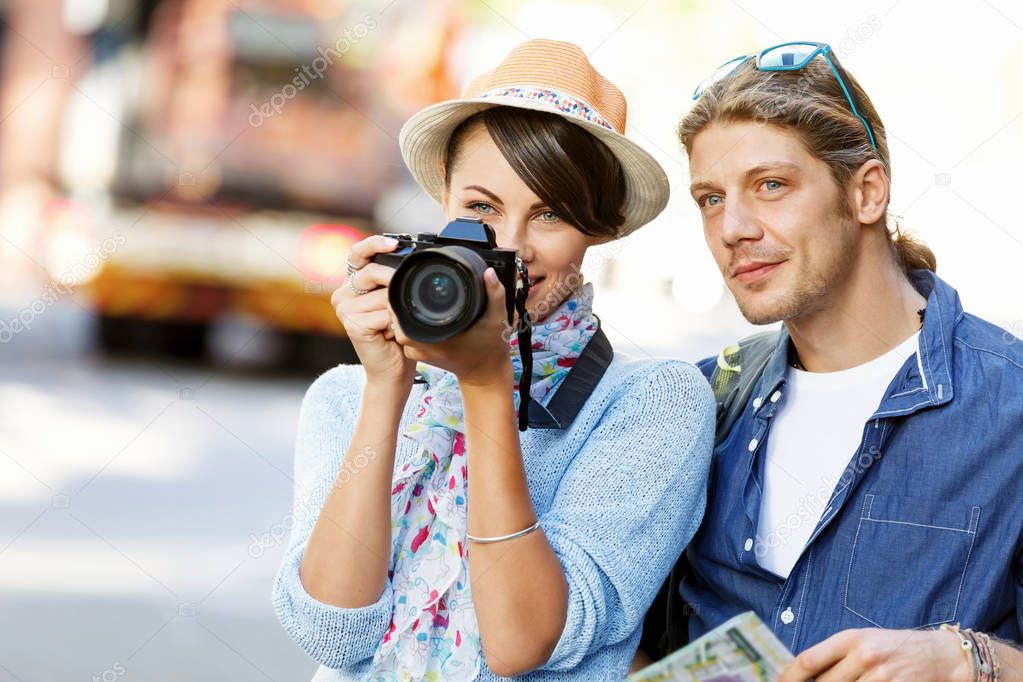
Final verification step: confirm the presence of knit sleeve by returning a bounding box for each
[538,360,715,672]
[271,365,394,669]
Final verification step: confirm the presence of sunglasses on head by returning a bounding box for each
[692,41,878,153]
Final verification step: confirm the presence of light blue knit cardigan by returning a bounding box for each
[273,352,714,681]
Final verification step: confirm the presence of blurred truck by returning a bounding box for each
[48,0,459,368]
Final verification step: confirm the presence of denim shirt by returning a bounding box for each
[683,270,1023,653]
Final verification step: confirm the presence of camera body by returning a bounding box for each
[371,217,520,343]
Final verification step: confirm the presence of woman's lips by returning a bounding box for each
[733,261,783,284]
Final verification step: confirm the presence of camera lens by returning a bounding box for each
[407,262,468,325]
[388,244,490,342]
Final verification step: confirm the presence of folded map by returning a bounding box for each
[628,611,794,682]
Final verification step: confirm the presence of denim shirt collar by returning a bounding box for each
[753,270,960,420]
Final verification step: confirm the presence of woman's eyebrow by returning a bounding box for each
[463,185,503,204]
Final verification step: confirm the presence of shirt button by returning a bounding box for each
[752,396,763,409]
[748,438,759,452]
[744,537,754,552]
[781,607,795,625]
[770,391,782,403]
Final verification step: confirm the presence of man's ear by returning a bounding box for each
[851,159,889,225]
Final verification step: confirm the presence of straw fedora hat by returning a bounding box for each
[398,39,669,237]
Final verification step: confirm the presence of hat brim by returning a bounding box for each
[398,95,669,237]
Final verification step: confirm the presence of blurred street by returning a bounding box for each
[0,292,318,682]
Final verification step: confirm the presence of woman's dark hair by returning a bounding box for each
[444,107,626,239]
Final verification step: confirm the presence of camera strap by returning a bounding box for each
[515,262,533,432]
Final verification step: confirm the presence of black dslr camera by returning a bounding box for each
[371,217,525,343]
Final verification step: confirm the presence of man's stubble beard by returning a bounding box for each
[734,211,860,326]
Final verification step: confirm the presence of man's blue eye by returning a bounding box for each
[764,180,782,191]
[706,195,723,206]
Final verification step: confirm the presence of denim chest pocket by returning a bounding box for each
[844,493,981,630]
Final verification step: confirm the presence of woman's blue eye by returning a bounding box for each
[537,210,559,222]
[468,201,495,214]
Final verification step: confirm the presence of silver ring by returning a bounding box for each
[348,279,371,296]
[345,255,363,280]
[346,257,371,295]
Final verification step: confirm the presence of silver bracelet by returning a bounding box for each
[466,520,541,544]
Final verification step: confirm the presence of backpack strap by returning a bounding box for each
[710,330,780,447]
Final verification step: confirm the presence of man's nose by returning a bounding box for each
[720,198,763,247]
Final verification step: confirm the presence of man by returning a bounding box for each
[655,42,1023,680]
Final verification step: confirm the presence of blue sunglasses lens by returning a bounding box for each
[759,43,819,69]
[693,55,750,98]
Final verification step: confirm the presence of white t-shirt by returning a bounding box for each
[754,332,920,578]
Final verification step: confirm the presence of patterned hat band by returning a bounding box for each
[398,39,669,237]
[477,86,616,132]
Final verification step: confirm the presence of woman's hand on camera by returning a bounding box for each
[391,267,514,388]
[332,235,416,390]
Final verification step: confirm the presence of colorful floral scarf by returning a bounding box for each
[367,283,599,681]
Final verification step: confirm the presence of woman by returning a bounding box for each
[273,39,714,681]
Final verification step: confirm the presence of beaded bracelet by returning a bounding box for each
[976,631,1002,682]
[940,623,981,682]
[939,623,1001,682]
[966,629,992,682]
